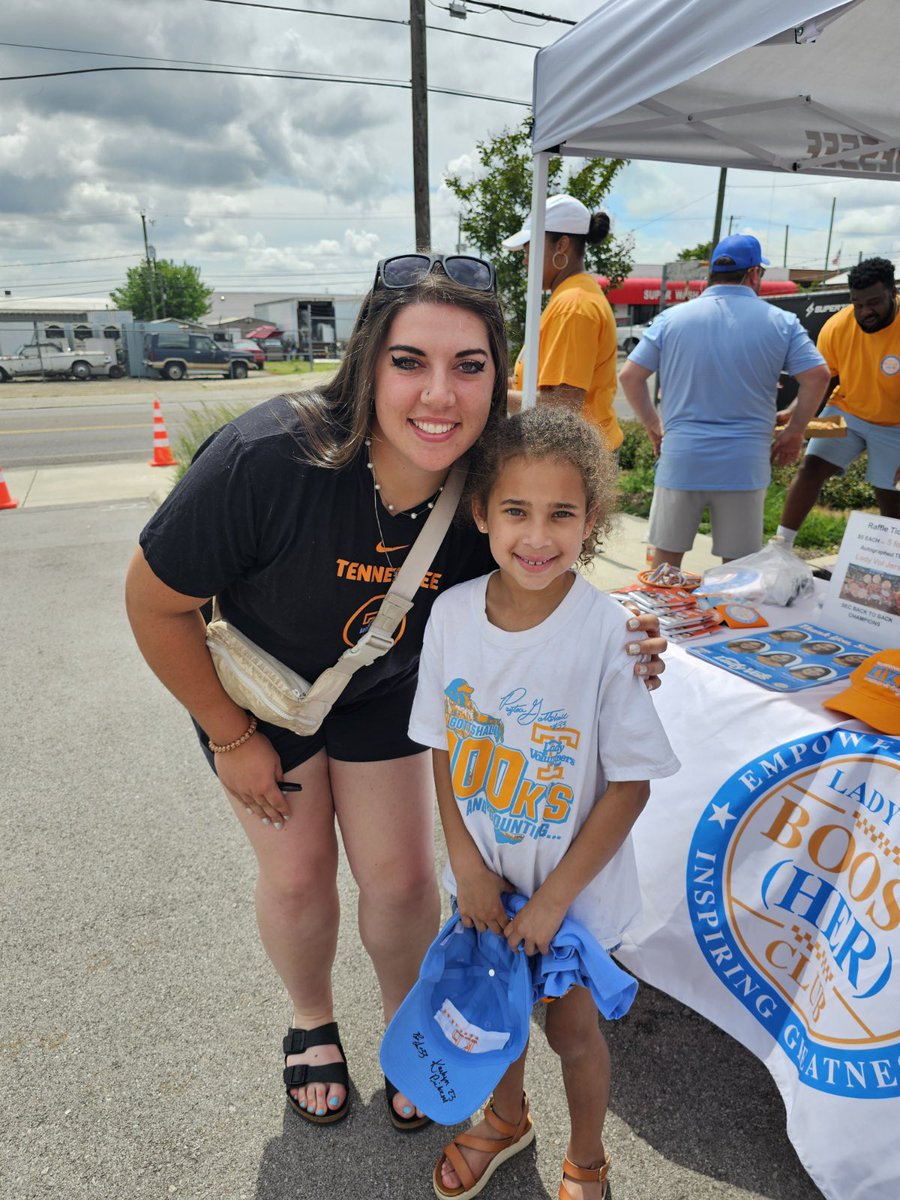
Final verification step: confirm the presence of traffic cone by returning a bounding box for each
[0,465,18,510]
[149,398,179,467]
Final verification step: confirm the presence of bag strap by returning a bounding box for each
[297,462,467,718]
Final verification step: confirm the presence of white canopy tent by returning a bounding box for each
[520,0,900,402]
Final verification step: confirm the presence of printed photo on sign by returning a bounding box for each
[691,624,878,692]
[839,563,900,618]
[819,512,900,648]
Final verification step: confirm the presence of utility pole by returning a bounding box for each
[456,214,465,254]
[409,0,430,251]
[823,196,837,280]
[783,225,789,268]
[140,210,157,321]
[711,168,727,248]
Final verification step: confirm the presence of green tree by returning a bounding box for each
[111,260,213,322]
[445,117,633,354]
[676,240,712,263]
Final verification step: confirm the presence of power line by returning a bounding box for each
[0,62,529,105]
[452,2,575,25]
[0,252,141,268]
[0,63,407,87]
[0,209,459,224]
[197,0,406,25]
[197,0,543,46]
[2,275,130,289]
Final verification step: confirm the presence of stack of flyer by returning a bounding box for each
[609,583,722,642]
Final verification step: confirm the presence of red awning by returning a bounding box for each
[596,275,797,306]
[245,323,283,340]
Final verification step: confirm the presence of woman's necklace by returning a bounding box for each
[367,439,448,568]
[367,436,446,511]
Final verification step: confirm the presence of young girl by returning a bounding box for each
[409,406,680,1200]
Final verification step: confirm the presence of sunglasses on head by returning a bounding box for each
[374,253,496,293]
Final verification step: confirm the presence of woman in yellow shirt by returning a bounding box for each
[504,193,622,450]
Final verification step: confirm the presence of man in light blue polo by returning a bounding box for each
[620,235,830,567]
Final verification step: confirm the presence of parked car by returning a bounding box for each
[0,341,116,382]
[231,338,266,369]
[616,321,654,354]
[144,332,254,380]
[258,337,287,361]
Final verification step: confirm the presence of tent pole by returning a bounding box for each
[711,168,727,247]
[823,197,836,280]
[521,151,549,411]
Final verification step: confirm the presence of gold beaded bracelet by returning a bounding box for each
[208,715,258,754]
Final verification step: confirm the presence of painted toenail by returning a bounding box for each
[402,1104,413,1115]
[329,1096,341,1107]
[299,1101,306,1109]
[316,1107,326,1116]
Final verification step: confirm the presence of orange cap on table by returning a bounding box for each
[823,649,900,735]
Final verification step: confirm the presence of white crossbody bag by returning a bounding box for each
[206,463,466,738]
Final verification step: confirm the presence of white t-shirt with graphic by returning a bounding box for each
[409,572,681,948]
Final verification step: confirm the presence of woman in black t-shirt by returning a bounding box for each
[125,257,666,1131]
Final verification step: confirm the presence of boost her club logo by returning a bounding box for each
[687,728,900,1099]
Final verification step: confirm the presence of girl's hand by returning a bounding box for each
[624,611,667,692]
[503,893,567,956]
[215,732,292,829]
[455,865,512,936]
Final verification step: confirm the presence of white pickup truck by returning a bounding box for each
[0,342,118,382]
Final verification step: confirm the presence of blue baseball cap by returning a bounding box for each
[709,234,770,272]
[379,912,532,1124]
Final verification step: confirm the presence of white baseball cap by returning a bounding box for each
[501,194,591,250]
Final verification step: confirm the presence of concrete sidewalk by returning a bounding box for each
[3,459,176,510]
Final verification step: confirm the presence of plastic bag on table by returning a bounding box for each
[696,539,815,607]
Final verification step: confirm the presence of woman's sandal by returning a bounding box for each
[384,1075,432,1132]
[559,1152,612,1200]
[433,1093,535,1199]
[282,1022,350,1125]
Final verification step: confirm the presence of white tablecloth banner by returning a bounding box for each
[618,646,900,1200]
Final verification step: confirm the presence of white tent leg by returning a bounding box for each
[520,151,550,411]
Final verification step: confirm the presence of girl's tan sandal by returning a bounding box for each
[433,1093,535,1199]
[559,1151,612,1200]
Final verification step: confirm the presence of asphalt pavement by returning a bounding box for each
[0,384,827,1199]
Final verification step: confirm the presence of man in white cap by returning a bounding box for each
[504,194,623,449]
[619,235,830,568]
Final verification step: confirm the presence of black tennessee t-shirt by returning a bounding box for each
[140,394,494,705]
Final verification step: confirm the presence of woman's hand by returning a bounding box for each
[455,864,512,936]
[624,611,667,691]
[215,732,292,829]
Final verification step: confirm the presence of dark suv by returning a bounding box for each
[144,331,255,380]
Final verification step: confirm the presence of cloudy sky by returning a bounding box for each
[1,0,899,306]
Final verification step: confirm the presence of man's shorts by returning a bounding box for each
[649,486,766,560]
[805,405,900,490]
[194,674,425,775]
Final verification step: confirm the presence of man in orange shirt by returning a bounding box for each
[778,257,900,544]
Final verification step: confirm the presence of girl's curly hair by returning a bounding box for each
[467,405,618,565]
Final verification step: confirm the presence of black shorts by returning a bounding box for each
[193,676,427,775]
